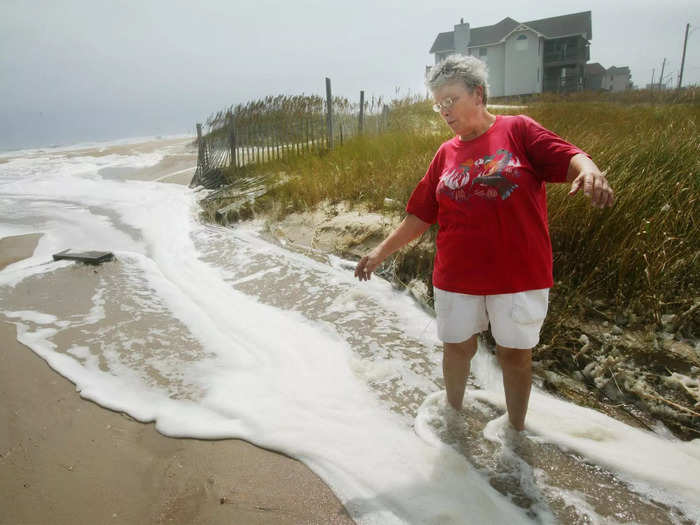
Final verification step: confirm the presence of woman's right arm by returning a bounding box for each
[354,214,431,281]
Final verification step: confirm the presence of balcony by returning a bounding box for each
[543,36,589,66]
[543,50,584,64]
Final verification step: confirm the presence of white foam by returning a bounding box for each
[0,255,74,288]
[4,310,57,325]
[0,151,164,186]
[0,225,42,240]
[470,350,700,518]
[0,133,192,159]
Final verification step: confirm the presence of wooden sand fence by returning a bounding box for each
[190,79,390,189]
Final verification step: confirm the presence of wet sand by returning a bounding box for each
[0,321,352,525]
[0,143,355,524]
[0,233,43,271]
[98,136,198,185]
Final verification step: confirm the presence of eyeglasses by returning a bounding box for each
[432,96,459,113]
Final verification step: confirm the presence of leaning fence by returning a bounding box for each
[190,78,391,189]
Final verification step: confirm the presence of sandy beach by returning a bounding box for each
[97,136,199,185]
[0,234,43,271]
[0,319,352,525]
[0,144,354,525]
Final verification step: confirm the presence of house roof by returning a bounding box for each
[585,62,606,75]
[607,66,631,75]
[430,31,455,53]
[468,17,520,47]
[430,11,591,53]
[524,11,592,41]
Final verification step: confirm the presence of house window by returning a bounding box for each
[480,47,487,57]
[516,34,528,51]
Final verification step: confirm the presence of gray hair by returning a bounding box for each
[426,54,489,105]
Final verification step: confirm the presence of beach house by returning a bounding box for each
[429,11,592,97]
[585,63,633,92]
[602,66,633,91]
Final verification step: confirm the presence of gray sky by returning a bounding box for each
[1,0,698,150]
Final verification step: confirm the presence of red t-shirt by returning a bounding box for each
[406,114,586,295]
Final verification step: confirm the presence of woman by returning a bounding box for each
[354,55,614,431]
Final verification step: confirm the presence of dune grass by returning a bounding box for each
[532,102,699,333]
[229,91,699,333]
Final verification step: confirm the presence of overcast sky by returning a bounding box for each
[1,0,698,150]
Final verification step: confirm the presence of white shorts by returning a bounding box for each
[433,287,549,349]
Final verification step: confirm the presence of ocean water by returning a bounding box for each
[1,137,698,524]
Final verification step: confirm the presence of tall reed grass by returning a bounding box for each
[241,92,699,330]
[493,86,698,106]
[530,102,699,330]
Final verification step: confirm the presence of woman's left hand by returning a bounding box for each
[567,154,615,208]
[568,170,614,208]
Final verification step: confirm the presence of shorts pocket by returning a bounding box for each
[433,287,453,318]
[510,289,549,324]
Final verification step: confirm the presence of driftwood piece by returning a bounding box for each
[52,249,114,265]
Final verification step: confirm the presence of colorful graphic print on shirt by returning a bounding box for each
[437,149,522,202]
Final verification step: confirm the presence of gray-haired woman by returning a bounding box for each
[355,55,613,431]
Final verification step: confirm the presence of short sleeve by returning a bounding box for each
[519,115,588,183]
[405,148,443,224]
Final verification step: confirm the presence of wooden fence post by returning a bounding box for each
[226,113,237,169]
[325,77,334,150]
[243,127,249,167]
[382,104,389,131]
[311,118,316,153]
[196,123,206,170]
[275,127,281,160]
[283,123,288,160]
[255,124,261,165]
[359,90,365,134]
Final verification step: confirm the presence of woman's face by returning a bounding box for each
[432,81,483,137]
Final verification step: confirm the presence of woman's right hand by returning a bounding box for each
[354,214,430,282]
[354,250,383,281]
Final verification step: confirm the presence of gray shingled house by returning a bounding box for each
[584,63,632,92]
[584,62,607,90]
[430,12,592,97]
[603,66,632,91]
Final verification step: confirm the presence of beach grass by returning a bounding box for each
[223,91,699,335]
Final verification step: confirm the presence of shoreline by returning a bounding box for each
[0,233,43,271]
[0,142,355,524]
[0,321,352,525]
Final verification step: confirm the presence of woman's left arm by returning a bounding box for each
[567,153,615,208]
